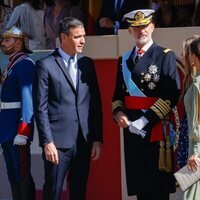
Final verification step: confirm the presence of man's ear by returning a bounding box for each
[128,26,132,34]
[16,38,23,49]
[150,22,155,30]
[60,33,67,41]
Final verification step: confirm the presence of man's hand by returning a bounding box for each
[99,17,114,28]
[114,111,129,128]
[13,134,28,145]
[91,141,102,161]
[44,142,59,165]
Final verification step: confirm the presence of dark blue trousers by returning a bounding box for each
[42,132,91,200]
[2,141,32,183]
[2,141,35,200]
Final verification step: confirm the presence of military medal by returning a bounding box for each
[142,64,160,90]
[144,73,151,82]
[148,64,157,74]
[148,82,156,90]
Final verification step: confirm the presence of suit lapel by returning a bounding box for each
[126,48,135,72]
[53,49,77,95]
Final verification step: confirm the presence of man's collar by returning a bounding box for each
[136,39,153,52]
[58,47,77,62]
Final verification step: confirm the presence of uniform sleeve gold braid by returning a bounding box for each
[158,98,171,107]
[112,100,124,111]
[150,105,164,119]
[154,99,171,116]
[154,101,168,115]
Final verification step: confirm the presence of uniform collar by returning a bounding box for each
[9,51,26,62]
[135,39,153,54]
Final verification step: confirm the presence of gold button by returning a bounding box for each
[141,79,144,83]
[165,100,171,105]
[141,72,144,76]
[141,88,144,91]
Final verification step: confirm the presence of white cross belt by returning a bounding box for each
[0,101,21,111]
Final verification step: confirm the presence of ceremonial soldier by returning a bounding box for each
[0,26,35,200]
[112,9,180,200]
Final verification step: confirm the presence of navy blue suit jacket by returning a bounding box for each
[33,49,103,148]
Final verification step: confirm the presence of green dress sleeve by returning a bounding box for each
[191,77,200,157]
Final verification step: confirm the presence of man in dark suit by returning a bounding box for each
[33,17,103,200]
[96,0,149,35]
[112,9,180,200]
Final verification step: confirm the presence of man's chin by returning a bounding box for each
[77,50,83,53]
[1,49,11,55]
[77,47,83,52]
[137,38,149,46]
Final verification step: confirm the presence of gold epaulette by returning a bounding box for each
[163,48,172,53]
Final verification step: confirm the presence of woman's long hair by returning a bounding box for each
[190,37,200,60]
[183,35,200,90]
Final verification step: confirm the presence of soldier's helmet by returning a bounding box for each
[2,26,32,54]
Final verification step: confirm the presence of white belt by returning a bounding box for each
[0,101,21,111]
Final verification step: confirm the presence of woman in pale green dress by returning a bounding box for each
[183,37,200,200]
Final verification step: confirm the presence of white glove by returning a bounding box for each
[13,134,28,145]
[128,122,146,138]
[131,116,148,130]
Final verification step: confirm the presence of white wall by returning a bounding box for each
[82,27,200,59]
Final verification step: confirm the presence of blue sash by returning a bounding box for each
[122,51,146,98]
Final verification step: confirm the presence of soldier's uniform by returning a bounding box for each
[112,9,180,199]
[0,27,35,200]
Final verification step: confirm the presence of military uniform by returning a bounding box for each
[0,52,34,143]
[0,27,35,200]
[112,42,180,196]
